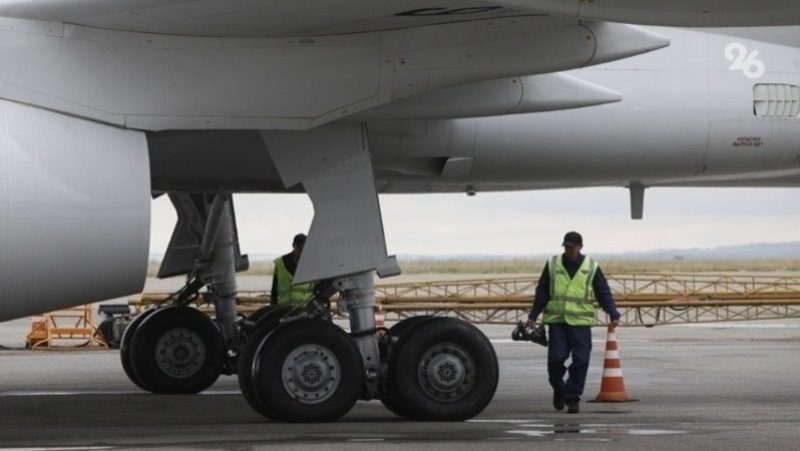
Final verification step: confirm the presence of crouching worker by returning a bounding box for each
[526,231,620,414]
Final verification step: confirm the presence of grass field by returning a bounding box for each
[147,258,800,277]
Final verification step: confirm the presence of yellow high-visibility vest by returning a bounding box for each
[542,255,598,326]
[273,256,314,305]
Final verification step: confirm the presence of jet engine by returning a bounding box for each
[0,100,150,321]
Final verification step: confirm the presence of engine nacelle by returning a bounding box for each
[0,100,150,321]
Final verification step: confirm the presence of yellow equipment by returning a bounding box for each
[26,305,107,349]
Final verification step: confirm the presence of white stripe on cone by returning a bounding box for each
[605,350,620,359]
[603,368,624,378]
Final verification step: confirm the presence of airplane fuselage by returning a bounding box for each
[372,27,800,192]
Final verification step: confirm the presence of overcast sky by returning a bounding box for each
[149,187,799,258]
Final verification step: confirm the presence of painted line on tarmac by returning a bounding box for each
[678,323,799,329]
[469,419,544,423]
[627,429,687,435]
[502,422,687,440]
[1,448,113,451]
[0,389,241,397]
[491,338,652,344]
[0,391,141,397]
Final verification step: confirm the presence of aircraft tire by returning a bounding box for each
[389,317,498,421]
[387,315,435,338]
[129,306,225,394]
[119,308,158,391]
[238,305,317,419]
[237,313,288,419]
[246,319,363,422]
[246,304,295,326]
[247,304,277,324]
[242,304,294,341]
[380,316,435,417]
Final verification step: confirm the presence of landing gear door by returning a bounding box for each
[157,193,249,279]
[262,123,400,284]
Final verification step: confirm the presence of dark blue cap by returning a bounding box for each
[562,231,583,247]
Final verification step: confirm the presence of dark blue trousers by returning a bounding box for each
[547,323,592,401]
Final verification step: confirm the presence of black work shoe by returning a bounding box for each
[552,391,565,411]
[565,399,580,414]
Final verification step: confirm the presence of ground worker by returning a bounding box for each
[527,231,621,414]
[270,233,314,305]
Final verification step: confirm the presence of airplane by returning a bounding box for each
[0,1,799,423]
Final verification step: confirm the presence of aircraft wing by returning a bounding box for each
[0,6,670,131]
[0,0,794,131]
[1,0,799,38]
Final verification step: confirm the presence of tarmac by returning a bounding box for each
[1,317,799,450]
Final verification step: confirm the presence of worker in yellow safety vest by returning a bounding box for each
[526,231,620,414]
[271,233,314,305]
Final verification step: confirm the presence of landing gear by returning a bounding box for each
[236,276,498,422]
[237,123,499,421]
[121,192,247,394]
[240,319,363,422]
[238,277,365,422]
[383,317,498,420]
[126,306,225,394]
[121,123,499,418]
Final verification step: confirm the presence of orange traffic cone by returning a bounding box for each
[591,324,638,402]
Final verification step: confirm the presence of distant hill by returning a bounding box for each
[398,242,800,261]
[150,242,800,262]
[396,242,800,261]
[598,242,800,260]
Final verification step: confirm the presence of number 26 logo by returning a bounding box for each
[724,42,766,79]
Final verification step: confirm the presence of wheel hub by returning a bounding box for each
[155,327,206,378]
[418,342,475,402]
[282,344,340,404]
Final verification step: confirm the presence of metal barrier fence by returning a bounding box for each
[130,274,800,327]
